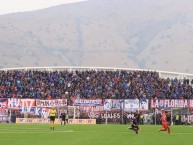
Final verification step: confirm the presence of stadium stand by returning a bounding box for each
[0,67,193,124]
[0,67,193,101]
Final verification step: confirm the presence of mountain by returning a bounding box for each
[0,0,193,74]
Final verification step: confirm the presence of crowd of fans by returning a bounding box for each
[0,70,193,102]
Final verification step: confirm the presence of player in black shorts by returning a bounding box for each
[60,111,66,125]
[128,117,140,134]
[166,111,171,126]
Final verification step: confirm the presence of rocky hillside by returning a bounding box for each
[0,0,193,73]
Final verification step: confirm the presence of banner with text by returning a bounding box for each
[151,99,189,108]
[78,106,104,112]
[16,118,96,124]
[36,99,67,107]
[8,98,21,110]
[19,99,36,113]
[72,99,103,106]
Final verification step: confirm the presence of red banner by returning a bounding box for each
[0,99,8,110]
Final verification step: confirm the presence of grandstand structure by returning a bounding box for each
[1,66,193,124]
[1,66,193,80]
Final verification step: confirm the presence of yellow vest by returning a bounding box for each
[176,115,179,120]
[50,109,56,117]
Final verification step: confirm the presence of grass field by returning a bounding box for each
[0,124,193,145]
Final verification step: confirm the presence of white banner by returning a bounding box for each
[73,99,103,106]
[20,107,36,114]
[104,99,112,111]
[8,98,21,109]
[35,108,50,118]
[103,99,123,111]
[124,99,139,112]
[20,99,36,113]
[36,99,67,107]
[139,99,149,110]
[151,99,188,108]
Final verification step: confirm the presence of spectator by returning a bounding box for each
[0,70,193,102]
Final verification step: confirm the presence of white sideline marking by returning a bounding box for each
[56,130,74,132]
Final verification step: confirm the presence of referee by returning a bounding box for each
[49,107,57,130]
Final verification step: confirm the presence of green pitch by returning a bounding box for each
[0,124,192,145]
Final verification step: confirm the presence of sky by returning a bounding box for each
[0,0,87,15]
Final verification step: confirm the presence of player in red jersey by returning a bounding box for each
[159,110,171,135]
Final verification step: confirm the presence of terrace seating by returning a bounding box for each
[0,70,193,104]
